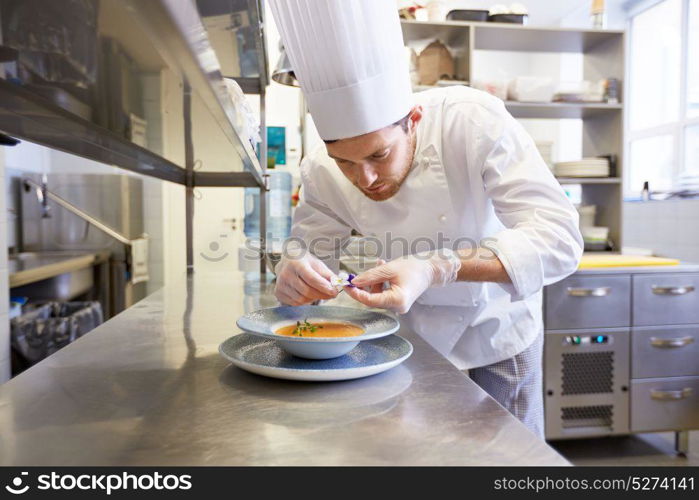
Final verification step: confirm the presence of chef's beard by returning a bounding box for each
[358,130,417,202]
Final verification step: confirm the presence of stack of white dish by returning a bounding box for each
[676,172,699,191]
[554,157,610,177]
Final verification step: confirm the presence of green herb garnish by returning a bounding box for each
[292,318,324,336]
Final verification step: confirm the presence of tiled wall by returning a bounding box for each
[624,200,699,262]
[3,141,51,251]
[142,74,165,294]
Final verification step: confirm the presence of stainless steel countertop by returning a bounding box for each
[574,263,699,275]
[0,272,568,466]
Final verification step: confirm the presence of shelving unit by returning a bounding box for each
[401,19,626,250]
[402,20,624,52]
[556,177,622,185]
[197,0,269,95]
[119,0,266,188]
[195,0,269,272]
[0,79,186,184]
[0,0,269,273]
[504,101,622,120]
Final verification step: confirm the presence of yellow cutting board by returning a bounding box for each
[579,254,680,269]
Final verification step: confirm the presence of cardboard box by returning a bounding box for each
[418,41,454,86]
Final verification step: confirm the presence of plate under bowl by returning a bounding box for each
[219,333,413,382]
[237,305,399,344]
[276,338,360,359]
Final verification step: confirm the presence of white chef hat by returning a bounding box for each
[269,0,413,141]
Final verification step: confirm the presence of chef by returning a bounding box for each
[268,0,583,437]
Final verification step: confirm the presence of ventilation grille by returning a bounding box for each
[561,352,614,395]
[561,405,613,429]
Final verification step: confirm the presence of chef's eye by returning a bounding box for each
[372,149,390,160]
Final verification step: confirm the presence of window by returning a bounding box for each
[688,0,699,118]
[626,0,699,194]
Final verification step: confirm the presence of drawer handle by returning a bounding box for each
[567,286,610,297]
[650,336,695,348]
[651,285,695,295]
[650,388,693,401]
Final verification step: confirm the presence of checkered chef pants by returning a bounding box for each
[467,331,544,438]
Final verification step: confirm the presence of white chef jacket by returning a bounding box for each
[290,86,583,369]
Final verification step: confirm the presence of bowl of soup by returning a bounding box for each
[236,306,400,359]
[272,319,365,359]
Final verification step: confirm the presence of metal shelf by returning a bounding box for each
[0,0,265,189]
[473,23,624,53]
[197,0,269,95]
[231,77,264,94]
[401,20,624,53]
[123,0,264,187]
[400,18,626,251]
[505,101,622,119]
[556,177,622,185]
[193,171,262,187]
[0,79,186,185]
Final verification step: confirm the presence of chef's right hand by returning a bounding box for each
[274,253,339,306]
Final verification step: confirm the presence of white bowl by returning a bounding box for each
[236,305,400,360]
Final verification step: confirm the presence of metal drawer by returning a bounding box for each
[631,376,699,432]
[545,275,630,330]
[632,326,699,378]
[632,273,699,326]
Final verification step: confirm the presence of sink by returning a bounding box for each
[9,251,109,301]
[9,252,95,274]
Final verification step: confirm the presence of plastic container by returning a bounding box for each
[9,296,27,320]
[508,77,555,102]
[488,13,528,24]
[268,170,292,242]
[582,226,611,252]
[447,9,489,22]
[582,226,609,243]
[577,205,597,229]
[243,187,262,238]
[472,79,508,100]
[244,170,292,244]
[11,301,103,371]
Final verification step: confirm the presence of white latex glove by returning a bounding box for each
[274,249,340,306]
[345,249,461,314]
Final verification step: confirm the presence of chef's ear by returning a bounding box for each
[407,105,423,132]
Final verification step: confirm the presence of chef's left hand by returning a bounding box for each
[345,250,461,314]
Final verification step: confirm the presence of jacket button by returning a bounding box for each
[439,214,447,222]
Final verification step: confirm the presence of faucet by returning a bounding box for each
[22,177,135,246]
[28,174,51,219]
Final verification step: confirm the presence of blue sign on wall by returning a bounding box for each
[267,126,286,166]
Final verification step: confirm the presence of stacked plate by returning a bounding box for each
[220,305,412,381]
[554,157,610,177]
[677,173,699,192]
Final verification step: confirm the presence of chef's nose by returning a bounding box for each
[357,163,378,188]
